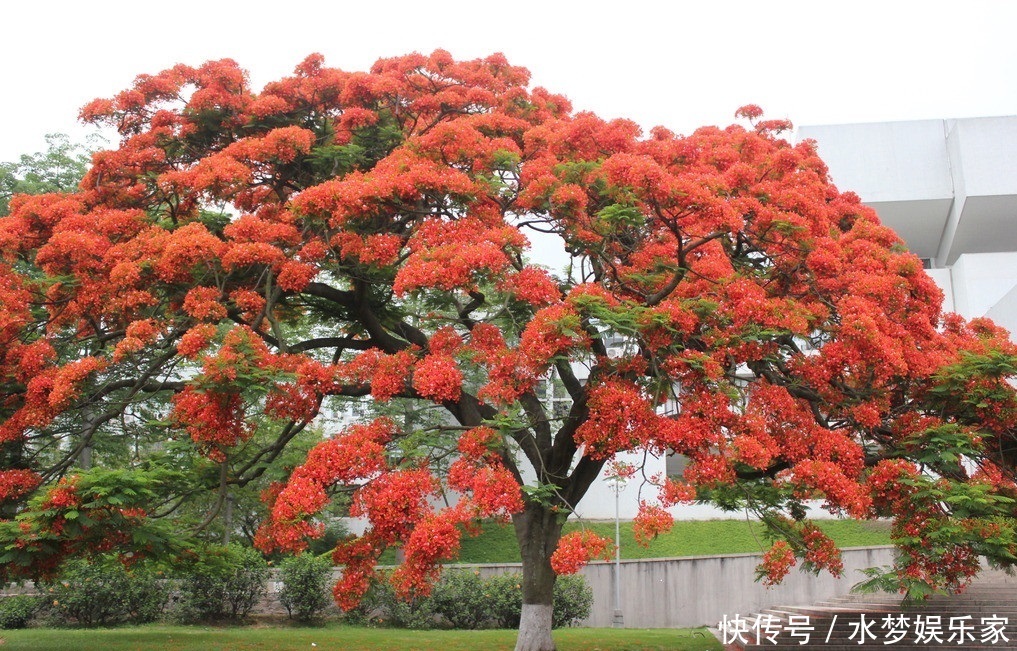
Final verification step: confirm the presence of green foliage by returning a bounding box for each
[196,207,232,235]
[596,203,645,228]
[364,570,592,630]
[490,148,521,172]
[298,110,404,189]
[429,569,491,629]
[925,350,1017,435]
[899,423,982,473]
[124,569,172,624]
[484,572,524,628]
[0,133,93,216]
[43,556,168,627]
[0,594,41,629]
[278,553,334,622]
[306,520,351,556]
[361,577,437,629]
[456,572,592,629]
[307,143,371,179]
[552,160,602,187]
[552,574,594,628]
[175,544,269,622]
[852,565,946,605]
[891,472,1017,569]
[131,421,331,551]
[0,468,187,578]
[519,482,562,509]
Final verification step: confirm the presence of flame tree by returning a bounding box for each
[0,52,1015,651]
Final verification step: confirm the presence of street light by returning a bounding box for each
[606,472,628,628]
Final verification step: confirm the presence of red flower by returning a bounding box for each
[550,530,613,575]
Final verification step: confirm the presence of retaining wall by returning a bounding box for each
[263,545,897,628]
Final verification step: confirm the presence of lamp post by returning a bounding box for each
[607,473,627,628]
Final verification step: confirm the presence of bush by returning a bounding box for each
[430,569,490,629]
[351,570,593,630]
[44,556,168,627]
[0,595,41,629]
[484,572,523,628]
[552,574,593,627]
[360,577,437,629]
[278,554,333,622]
[46,558,125,626]
[471,572,592,629]
[125,566,171,624]
[176,544,269,622]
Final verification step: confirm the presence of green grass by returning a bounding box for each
[0,624,722,651]
[445,518,892,564]
[377,518,892,563]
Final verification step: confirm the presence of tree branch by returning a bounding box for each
[289,337,374,353]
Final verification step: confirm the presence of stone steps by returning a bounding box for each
[725,575,1017,650]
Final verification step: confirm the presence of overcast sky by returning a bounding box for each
[3,0,1016,162]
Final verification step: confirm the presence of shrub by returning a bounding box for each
[46,558,125,626]
[124,565,170,624]
[484,572,523,629]
[552,573,593,627]
[44,556,168,627]
[278,553,333,622]
[472,572,592,629]
[430,569,490,629]
[176,544,269,622]
[0,595,41,629]
[348,569,592,630]
[360,577,437,629]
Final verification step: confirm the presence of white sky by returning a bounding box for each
[2,0,1017,162]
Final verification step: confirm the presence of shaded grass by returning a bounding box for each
[0,624,722,651]
[448,518,892,564]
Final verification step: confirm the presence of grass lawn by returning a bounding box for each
[441,518,892,564]
[0,624,723,651]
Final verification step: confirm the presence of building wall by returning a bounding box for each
[798,116,1017,334]
[950,252,1017,324]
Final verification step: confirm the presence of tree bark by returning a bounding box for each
[513,502,565,651]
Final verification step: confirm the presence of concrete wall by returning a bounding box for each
[260,546,896,628]
[570,546,896,628]
[950,251,1017,318]
[797,120,953,204]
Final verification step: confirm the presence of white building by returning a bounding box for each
[798,116,1017,333]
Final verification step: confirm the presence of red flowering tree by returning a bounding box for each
[1,52,1015,650]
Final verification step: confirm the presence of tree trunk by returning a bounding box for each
[79,442,92,470]
[222,493,233,545]
[513,502,565,651]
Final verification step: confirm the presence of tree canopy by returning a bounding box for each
[0,51,1015,651]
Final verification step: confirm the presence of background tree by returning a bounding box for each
[0,52,1014,651]
[0,133,93,217]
